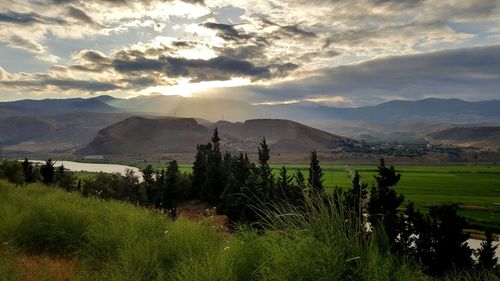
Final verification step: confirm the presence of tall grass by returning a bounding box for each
[0,180,496,280]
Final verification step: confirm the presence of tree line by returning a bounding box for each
[0,128,498,277]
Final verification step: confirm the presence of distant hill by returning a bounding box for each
[0,112,132,153]
[77,117,356,155]
[2,95,500,124]
[0,97,118,115]
[428,126,500,148]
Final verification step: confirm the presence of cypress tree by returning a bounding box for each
[192,144,209,199]
[258,138,273,201]
[295,170,306,189]
[308,150,324,195]
[141,164,155,204]
[204,128,225,204]
[344,171,368,224]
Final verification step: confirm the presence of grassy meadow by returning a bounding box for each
[1,180,497,281]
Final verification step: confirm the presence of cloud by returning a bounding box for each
[1,77,121,92]
[206,44,500,105]
[67,6,102,28]
[0,11,66,25]
[3,35,59,63]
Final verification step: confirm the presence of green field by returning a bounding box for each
[172,163,500,230]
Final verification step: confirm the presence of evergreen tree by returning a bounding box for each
[219,153,253,223]
[308,150,324,195]
[164,160,180,218]
[203,128,226,204]
[414,204,473,275]
[141,164,155,204]
[40,159,56,184]
[277,166,292,195]
[21,158,36,183]
[295,170,306,189]
[344,171,368,226]
[476,230,498,271]
[55,164,75,191]
[368,158,404,247]
[258,138,273,200]
[192,144,209,199]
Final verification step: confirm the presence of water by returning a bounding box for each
[30,160,142,180]
[468,238,500,261]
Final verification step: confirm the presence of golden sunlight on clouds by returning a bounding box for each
[140,78,252,97]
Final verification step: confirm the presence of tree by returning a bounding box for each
[258,138,273,201]
[414,204,473,275]
[21,158,37,183]
[55,164,75,191]
[0,160,24,185]
[162,160,181,218]
[476,230,498,271]
[40,159,56,184]
[141,165,156,204]
[368,158,404,247]
[203,128,226,204]
[308,150,324,195]
[344,171,368,226]
[219,153,253,224]
[295,170,306,189]
[192,144,210,199]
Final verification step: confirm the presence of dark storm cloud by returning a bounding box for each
[228,44,500,104]
[0,11,65,25]
[1,78,120,92]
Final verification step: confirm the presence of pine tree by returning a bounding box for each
[308,150,324,195]
[368,158,404,247]
[476,230,498,271]
[258,138,273,201]
[40,159,55,184]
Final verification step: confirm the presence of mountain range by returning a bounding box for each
[1,95,500,154]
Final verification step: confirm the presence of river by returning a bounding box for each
[30,160,142,180]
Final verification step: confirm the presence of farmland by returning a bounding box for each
[169,163,500,231]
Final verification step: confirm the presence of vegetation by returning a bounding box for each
[0,128,498,280]
[1,181,498,281]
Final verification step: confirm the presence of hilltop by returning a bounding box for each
[77,117,357,156]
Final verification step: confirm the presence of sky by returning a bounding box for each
[0,0,499,106]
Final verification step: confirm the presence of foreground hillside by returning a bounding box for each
[3,180,493,281]
[78,117,356,155]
